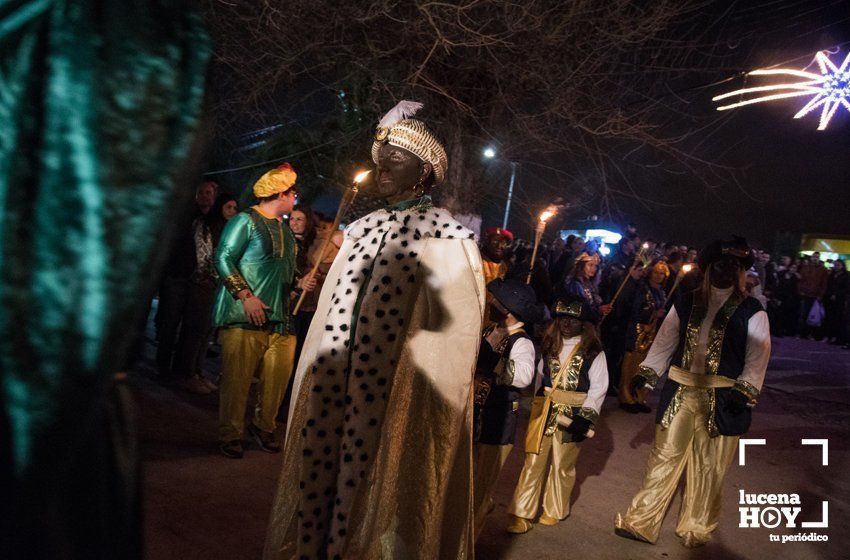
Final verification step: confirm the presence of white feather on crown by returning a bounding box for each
[372,99,448,184]
[377,100,424,129]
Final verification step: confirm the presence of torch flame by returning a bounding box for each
[642,242,649,249]
[539,204,558,223]
[682,264,693,273]
[354,170,371,183]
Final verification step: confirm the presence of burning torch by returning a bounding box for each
[527,206,557,284]
[662,263,693,309]
[292,170,371,315]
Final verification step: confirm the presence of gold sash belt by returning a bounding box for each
[669,365,735,389]
[547,389,587,407]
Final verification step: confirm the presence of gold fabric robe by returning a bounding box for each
[264,208,485,560]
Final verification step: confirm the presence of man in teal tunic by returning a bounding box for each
[213,163,313,458]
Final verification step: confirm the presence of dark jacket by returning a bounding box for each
[474,330,532,445]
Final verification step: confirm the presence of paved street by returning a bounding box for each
[139,336,849,559]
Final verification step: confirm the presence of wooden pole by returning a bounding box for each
[292,183,360,315]
[599,246,647,325]
[526,220,546,284]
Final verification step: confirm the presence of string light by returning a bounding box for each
[713,51,850,130]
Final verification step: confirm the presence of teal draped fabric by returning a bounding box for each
[0,1,209,557]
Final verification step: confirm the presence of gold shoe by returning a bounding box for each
[538,513,560,526]
[506,515,533,534]
[614,513,653,544]
[680,532,709,548]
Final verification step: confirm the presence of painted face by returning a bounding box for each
[368,144,429,203]
[222,200,238,220]
[289,210,308,234]
[488,297,510,323]
[483,234,509,262]
[558,316,583,338]
[709,257,742,289]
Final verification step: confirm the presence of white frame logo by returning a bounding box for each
[737,438,829,541]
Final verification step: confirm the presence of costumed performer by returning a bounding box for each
[506,294,608,534]
[619,260,668,413]
[263,101,486,560]
[614,237,770,548]
[472,278,542,535]
[213,164,315,458]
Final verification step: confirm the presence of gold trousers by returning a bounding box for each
[619,350,649,404]
[616,388,739,545]
[473,442,513,536]
[218,328,296,442]
[508,433,580,521]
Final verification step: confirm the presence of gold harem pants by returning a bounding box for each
[615,387,739,546]
[473,442,513,535]
[218,327,296,443]
[508,433,581,521]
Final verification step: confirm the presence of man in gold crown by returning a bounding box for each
[264,102,485,560]
[213,164,315,459]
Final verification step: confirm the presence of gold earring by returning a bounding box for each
[414,179,426,197]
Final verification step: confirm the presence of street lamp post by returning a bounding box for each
[502,161,517,230]
[483,147,518,230]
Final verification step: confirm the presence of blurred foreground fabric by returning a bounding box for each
[0,1,210,557]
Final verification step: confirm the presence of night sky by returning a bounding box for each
[501,4,850,247]
[207,1,850,249]
[614,92,850,248]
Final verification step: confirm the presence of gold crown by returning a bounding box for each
[372,119,448,185]
[554,300,583,318]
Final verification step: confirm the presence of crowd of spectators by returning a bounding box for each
[141,181,850,404]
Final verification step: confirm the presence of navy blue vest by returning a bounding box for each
[474,331,531,445]
[655,291,763,436]
[539,347,598,396]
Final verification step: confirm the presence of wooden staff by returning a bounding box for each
[599,243,648,325]
[292,171,370,315]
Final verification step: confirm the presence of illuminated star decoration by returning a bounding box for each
[713,50,850,130]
